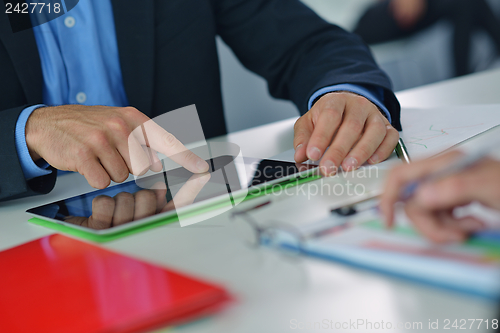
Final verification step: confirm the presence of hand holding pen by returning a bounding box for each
[380,150,500,243]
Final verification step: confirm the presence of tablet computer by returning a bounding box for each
[27,155,319,235]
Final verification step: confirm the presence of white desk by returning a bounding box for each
[2,69,500,333]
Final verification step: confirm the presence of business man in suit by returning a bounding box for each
[0,0,401,202]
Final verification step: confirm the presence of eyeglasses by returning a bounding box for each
[229,197,380,259]
[229,203,306,260]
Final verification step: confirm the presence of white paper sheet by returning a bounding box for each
[401,104,500,159]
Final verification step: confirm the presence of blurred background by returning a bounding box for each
[220,0,500,133]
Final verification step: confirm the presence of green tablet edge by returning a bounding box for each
[28,173,322,243]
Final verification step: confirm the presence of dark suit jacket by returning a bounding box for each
[0,0,401,201]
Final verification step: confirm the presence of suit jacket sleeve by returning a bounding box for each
[211,0,402,130]
[0,105,57,202]
[0,12,57,202]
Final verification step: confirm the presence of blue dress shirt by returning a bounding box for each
[15,0,390,181]
[15,0,127,180]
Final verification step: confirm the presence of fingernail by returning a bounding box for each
[307,147,322,161]
[323,160,337,176]
[368,154,379,164]
[294,144,303,161]
[196,159,209,173]
[343,157,358,170]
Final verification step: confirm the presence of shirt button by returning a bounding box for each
[76,92,87,104]
[64,16,76,28]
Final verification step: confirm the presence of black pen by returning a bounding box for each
[395,137,411,164]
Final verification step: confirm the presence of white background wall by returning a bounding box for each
[219,0,500,133]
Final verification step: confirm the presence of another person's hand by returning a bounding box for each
[65,174,211,229]
[293,92,399,176]
[390,0,427,29]
[380,151,500,243]
[25,105,209,189]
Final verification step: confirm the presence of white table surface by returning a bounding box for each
[2,69,500,333]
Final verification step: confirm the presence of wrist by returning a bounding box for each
[25,107,48,162]
[318,91,389,120]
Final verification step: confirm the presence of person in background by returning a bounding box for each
[380,150,500,243]
[354,0,500,76]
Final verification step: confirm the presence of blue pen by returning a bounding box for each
[470,230,500,243]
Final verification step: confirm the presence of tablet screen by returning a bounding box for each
[27,156,317,231]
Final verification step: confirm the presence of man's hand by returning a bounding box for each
[25,105,209,189]
[380,151,500,243]
[64,173,211,229]
[293,92,399,176]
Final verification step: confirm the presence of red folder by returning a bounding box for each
[0,235,231,333]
